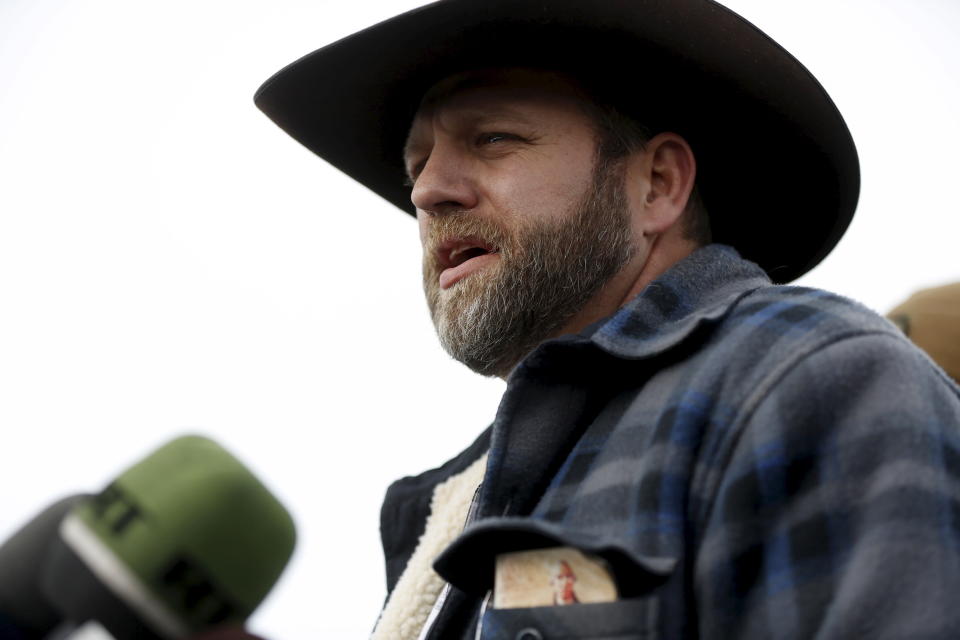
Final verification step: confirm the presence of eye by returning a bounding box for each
[404,159,426,187]
[476,132,521,146]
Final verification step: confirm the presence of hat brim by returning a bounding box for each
[254,0,859,283]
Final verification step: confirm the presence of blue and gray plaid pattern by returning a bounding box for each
[429,244,960,638]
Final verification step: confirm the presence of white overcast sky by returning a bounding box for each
[1,1,958,638]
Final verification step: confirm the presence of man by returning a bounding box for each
[256,0,960,638]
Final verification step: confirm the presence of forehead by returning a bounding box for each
[405,69,593,143]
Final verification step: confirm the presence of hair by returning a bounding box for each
[580,99,712,246]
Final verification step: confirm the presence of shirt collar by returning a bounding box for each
[586,244,771,360]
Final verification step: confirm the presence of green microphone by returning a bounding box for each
[41,435,296,639]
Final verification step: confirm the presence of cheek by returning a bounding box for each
[494,158,595,221]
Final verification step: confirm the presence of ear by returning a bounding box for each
[625,132,697,236]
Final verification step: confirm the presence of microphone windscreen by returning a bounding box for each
[0,495,87,639]
[43,436,295,638]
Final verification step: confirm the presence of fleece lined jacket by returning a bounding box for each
[380,244,960,639]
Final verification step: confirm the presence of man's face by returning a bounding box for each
[404,71,636,377]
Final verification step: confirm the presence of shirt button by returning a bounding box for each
[515,629,543,640]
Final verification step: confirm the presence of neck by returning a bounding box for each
[494,234,700,380]
[555,234,699,338]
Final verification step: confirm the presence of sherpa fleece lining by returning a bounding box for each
[371,452,488,640]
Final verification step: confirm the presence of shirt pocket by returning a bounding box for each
[478,596,659,640]
[435,517,676,639]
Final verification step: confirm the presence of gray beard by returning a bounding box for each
[423,158,635,378]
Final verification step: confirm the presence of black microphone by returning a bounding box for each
[2,435,295,640]
[0,495,88,640]
[38,435,296,639]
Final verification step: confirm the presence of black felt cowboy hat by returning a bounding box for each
[254,0,859,283]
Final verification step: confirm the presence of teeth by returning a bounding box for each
[444,242,496,268]
[449,246,482,266]
[450,246,472,261]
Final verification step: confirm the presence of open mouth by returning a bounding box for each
[437,237,499,270]
[434,236,501,289]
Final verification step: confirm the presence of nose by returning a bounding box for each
[410,149,479,215]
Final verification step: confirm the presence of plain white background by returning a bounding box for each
[1,1,957,637]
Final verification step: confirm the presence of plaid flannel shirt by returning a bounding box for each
[382,244,960,639]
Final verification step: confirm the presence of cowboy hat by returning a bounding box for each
[888,283,960,383]
[254,0,859,283]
